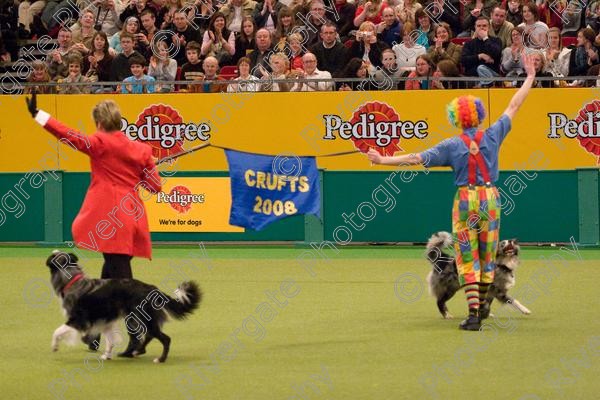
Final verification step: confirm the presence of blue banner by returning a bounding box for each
[225,150,321,231]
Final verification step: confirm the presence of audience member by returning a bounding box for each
[310,22,349,76]
[227,56,260,92]
[292,52,334,91]
[427,22,462,67]
[148,41,177,92]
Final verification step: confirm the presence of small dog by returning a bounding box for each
[425,232,531,319]
[46,250,201,363]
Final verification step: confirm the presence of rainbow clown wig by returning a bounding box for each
[446,95,486,129]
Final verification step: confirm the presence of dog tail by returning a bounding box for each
[165,281,202,320]
[425,231,453,261]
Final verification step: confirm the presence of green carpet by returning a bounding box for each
[1,245,598,400]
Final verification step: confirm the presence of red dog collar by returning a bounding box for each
[62,273,84,295]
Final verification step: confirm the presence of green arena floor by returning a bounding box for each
[1,245,598,400]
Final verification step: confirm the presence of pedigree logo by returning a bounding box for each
[548,100,600,161]
[156,186,205,214]
[120,104,211,159]
[322,101,429,155]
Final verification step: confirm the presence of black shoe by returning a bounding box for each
[479,305,490,320]
[459,315,481,331]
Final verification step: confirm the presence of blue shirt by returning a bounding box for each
[122,75,156,94]
[419,114,512,186]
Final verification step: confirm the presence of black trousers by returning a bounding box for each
[101,253,133,279]
[87,253,133,351]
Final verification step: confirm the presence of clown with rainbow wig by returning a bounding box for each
[367,55,537,331]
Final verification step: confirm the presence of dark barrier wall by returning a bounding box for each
[0,170,586,244]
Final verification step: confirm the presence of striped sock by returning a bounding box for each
[464,283,480,314]
[479,284,490,307]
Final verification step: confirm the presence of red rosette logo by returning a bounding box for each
[168,186,192,214]
[575,100,600,163]
[350,102,403,156]
[135,104,185,160]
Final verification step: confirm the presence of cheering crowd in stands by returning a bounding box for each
[3,0,600,92]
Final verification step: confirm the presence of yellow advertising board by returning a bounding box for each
[143,177,244,232]
[1,89,599,172]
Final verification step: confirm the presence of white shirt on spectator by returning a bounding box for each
[393,43,426,72]
[292,69,333,91]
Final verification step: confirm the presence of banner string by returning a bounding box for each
[156,143,361,165]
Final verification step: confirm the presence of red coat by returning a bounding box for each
[37,111,161,259]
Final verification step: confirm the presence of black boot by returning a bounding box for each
[459,312,481,331]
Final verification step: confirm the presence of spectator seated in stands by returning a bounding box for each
[414,9,434,49]
[291,52,333,91]
[148,40,177,93]
[427,22,462,67]
[84,31,114,93]
[376,6,401,48]
[139,9,158,51]
[272,7,299,47]
[253,0,286,34]
[57,52,92,94]
[70,9,96,55]
[586,0,600,33]
[119,0,150,25]
[335,57,375,90]
[568,27,600,86]
[329,0,356,42]
[501,26,526,85]
[25,60,55,94]
[506,0,523,27]
[219,0,257,34]
[354,0,388,28]
[201,12,236,66]
[518,51,553,87]
[260,51,294,91]
[460,0,497,38]
[301,0,333,47]
[233,16,256,65]
[122,55,156,93]
[393,22,426,73]
[47,28,73,81]
[489,6,514,48]
[110,16,146,54]
[544,27,571,79]
[310,22,349,77]
[431,59,465,89]
[248,28,274,78]
[395,0,421,25]
[349,21,390,69]
[190,56,227,93]
[518,2,549,49]
[75,0,125,38]
[287,33,306,71]
[558,1,582,38]
[460,16,502,87]
[227,56,260,92]
[405,54,434,90]
[372,48,402,90]
[110,32,145,83]
[181,41,204,90]
[165,10,202,66]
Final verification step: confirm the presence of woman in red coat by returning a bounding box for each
[26,91,161,279]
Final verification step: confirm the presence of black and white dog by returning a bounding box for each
[46,250,201,363]
[425,232,531,319]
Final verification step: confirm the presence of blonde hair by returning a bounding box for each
[359,21,376,32]
[270,52,290,71]
[92,100,122,132]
